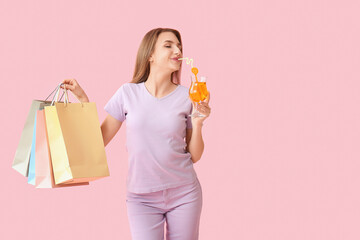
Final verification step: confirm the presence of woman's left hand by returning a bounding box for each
[191,92,211,126]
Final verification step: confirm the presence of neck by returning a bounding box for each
[145,70,177,97]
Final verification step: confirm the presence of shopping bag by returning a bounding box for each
[35,109,89,188]
[13,100,53,177]
[13,86,64,177]
[45,87,109,185]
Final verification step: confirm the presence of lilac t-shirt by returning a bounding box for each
[104,82,198,193]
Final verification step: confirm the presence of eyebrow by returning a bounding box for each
[163,40,182,47]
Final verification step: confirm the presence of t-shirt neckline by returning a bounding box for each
[142,82,180,101]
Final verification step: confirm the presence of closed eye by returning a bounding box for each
[164,45,182,51]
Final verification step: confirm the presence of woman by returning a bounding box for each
[62,28,211,240]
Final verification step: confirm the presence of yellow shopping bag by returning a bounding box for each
[35,109,89,188]
[44,84,109,185]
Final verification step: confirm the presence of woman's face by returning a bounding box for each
[149,32,183,73]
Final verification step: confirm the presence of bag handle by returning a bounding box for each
[51,83,84,107]
[50,83,64,105]
[45,84,65,102]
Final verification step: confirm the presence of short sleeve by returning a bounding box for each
[186,102,193,129]
[104,85,126,122]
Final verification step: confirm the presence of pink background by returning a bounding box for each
[1,0,360,239]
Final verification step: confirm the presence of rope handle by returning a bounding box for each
[50,83,84,107]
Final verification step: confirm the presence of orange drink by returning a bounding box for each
[189,81,208,103]
[188,76,208,118]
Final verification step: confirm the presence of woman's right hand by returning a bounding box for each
[61,78,89,103]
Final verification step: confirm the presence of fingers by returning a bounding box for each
[62,78,78,86]
[62,78,74,84]
[61,79,77,91]
[61,83,75,91]
[197,104,211,113]
[197,99,211,115]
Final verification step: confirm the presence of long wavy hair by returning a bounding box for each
[131,28,183,85]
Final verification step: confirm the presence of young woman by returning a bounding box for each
[62,28,211,240]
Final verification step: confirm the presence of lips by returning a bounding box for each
[171,57,181,62]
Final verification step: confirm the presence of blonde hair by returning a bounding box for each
[131,28,183,85]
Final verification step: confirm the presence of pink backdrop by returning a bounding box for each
[1,0,360,239]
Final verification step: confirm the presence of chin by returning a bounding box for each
[166,63,181,72]
[172,65,181,71]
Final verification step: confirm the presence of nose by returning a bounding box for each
[174,46,181,55]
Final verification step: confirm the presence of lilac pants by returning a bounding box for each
[126,178,203,240]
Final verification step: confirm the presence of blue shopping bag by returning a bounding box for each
[27,113,37,185]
